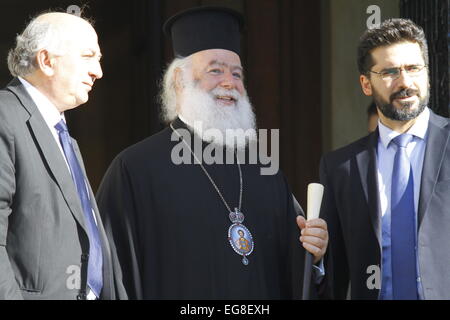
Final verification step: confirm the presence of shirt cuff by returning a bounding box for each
[312,258,325,284]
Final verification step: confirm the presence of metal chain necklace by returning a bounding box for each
[170,123,254,265]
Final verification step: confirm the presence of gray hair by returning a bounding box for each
[8,16,68,77]
[159,56,192,123]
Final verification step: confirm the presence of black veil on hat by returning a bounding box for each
[163,6,244,58]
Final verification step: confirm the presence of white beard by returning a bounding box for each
[179,83,257,150]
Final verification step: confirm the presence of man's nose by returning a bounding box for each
[396,68,414,88]
[90,60,103,80]
[219,71,236,90]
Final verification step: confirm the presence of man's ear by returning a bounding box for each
[360,74,373,96]
[174,67,184,95]
[173,67,185,114]
[35,49,56,77]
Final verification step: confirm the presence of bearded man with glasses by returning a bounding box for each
[319,18,450,300]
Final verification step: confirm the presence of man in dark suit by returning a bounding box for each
[0,12,125,299]
[321,18,450,299]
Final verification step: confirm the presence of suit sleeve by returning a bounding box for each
[96,156,143,300]
[319,156,349,299]
[0,120,23,299]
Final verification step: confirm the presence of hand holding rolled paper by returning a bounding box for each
[296,183,328,263]
[297,183,328,300]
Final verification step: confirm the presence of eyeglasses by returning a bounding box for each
[369,65,427,81]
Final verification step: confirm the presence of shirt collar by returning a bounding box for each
[18,77,66,128]
[378,107,430,149]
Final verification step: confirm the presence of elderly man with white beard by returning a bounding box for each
[96,6,328,300]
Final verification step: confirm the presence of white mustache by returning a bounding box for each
[210,88,241,102]
[180,83,256,149]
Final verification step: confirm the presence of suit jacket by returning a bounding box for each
[0,78,125,300]
[320,109,450,299]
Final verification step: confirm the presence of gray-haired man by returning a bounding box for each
[0,12,125,300]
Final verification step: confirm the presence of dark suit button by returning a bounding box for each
[81,253,89,261]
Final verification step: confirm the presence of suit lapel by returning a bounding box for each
[418,112,450,225]
[356,130,382,245]
[7,79,89,234]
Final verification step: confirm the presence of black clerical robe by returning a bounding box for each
[96,118,307,299]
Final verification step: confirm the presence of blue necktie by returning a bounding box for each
[391,134,418,300]
[55,120,103,298]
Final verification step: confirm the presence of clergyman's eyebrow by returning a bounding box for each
[208,60,244,72]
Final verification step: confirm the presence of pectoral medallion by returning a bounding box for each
[228,208,254,265]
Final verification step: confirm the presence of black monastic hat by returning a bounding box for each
[163,6,244,57]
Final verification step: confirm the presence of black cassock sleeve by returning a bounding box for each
[278,172,309,300]
[96,156,143,300]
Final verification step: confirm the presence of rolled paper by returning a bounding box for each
[306,183,324,221]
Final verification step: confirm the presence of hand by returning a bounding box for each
[296,215,328,264]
